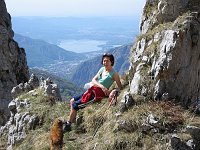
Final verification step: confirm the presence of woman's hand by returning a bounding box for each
[109,89,118,105]
[109,89,118,100]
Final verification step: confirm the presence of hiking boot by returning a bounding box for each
[63,121,71,133]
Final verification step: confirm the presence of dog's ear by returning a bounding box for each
[57,119,63,126]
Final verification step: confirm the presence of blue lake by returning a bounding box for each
[58,39,107,53]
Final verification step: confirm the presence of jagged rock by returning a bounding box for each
[75,115,86,133]
[186,125,200,141]
[0,75,63,149]
[141,0,200,34]
[76,115,83,126]
[132,38,146,63]
[18,83,24,90]
[130,0,200,108]
[45,77,53,85]
[115,112,122,118]
[11,75,40,98]
[11,75,62,102]
[40,78,62,101]
[141,86,148,96]
[11,85,23,99]
[114,120,137,133]
[141,113,179,134]
[154,79,166,100]
[27,115,40,130]
[119,91,135,113]
[28,74,39,89]
[39,77,45,87]
[130,64,142,95]
[0,0,29,126]
[24,82,32,92]
[8,100,16,116]
[161,92,169,101]
[186,139,195,150]
[1,97,39,149]
[141,123,154,134]
[147,114,158,125]
[170,134,192,150]
[52,84,62,101]
[142,114,160,134]
[194,100,200,114]
[44,84,53,95]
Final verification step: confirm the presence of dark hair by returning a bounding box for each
[101,53,114,66]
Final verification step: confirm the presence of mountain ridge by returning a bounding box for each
[14,33,85,67]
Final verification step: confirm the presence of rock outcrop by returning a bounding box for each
[0,75,62,149]
[130,0,200,108]
[0,0,29,126]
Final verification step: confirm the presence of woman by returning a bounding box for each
[63,53,122,132]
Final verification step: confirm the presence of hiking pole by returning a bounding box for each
[92,90,118,139]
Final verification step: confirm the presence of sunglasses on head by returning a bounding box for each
[103,53,112,56]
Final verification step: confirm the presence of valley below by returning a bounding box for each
[13,16,137,86]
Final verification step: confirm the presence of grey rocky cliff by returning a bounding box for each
[0,0,29,126]
[129,0,200,107]
[0,75,62,149]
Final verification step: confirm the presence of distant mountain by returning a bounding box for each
[14,34,84,67]
[12,17,139,47]
[30,68,84,100]
[71,44,132,86]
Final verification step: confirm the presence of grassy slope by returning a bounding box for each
[1,86,200,150]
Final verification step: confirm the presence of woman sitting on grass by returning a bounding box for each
[63,53,122,132]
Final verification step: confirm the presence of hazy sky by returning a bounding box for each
[5,0,146,17]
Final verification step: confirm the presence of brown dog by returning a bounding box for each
[50,118,63,150]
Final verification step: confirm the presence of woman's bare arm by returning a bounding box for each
[113,72,122,90]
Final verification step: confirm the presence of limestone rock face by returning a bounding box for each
[0,76,61,149]
[140,0,200,34]
[130,0,200,107]
[0,0,29,125]
[1,97,40,150]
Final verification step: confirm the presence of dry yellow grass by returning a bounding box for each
[3,87,200,150]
